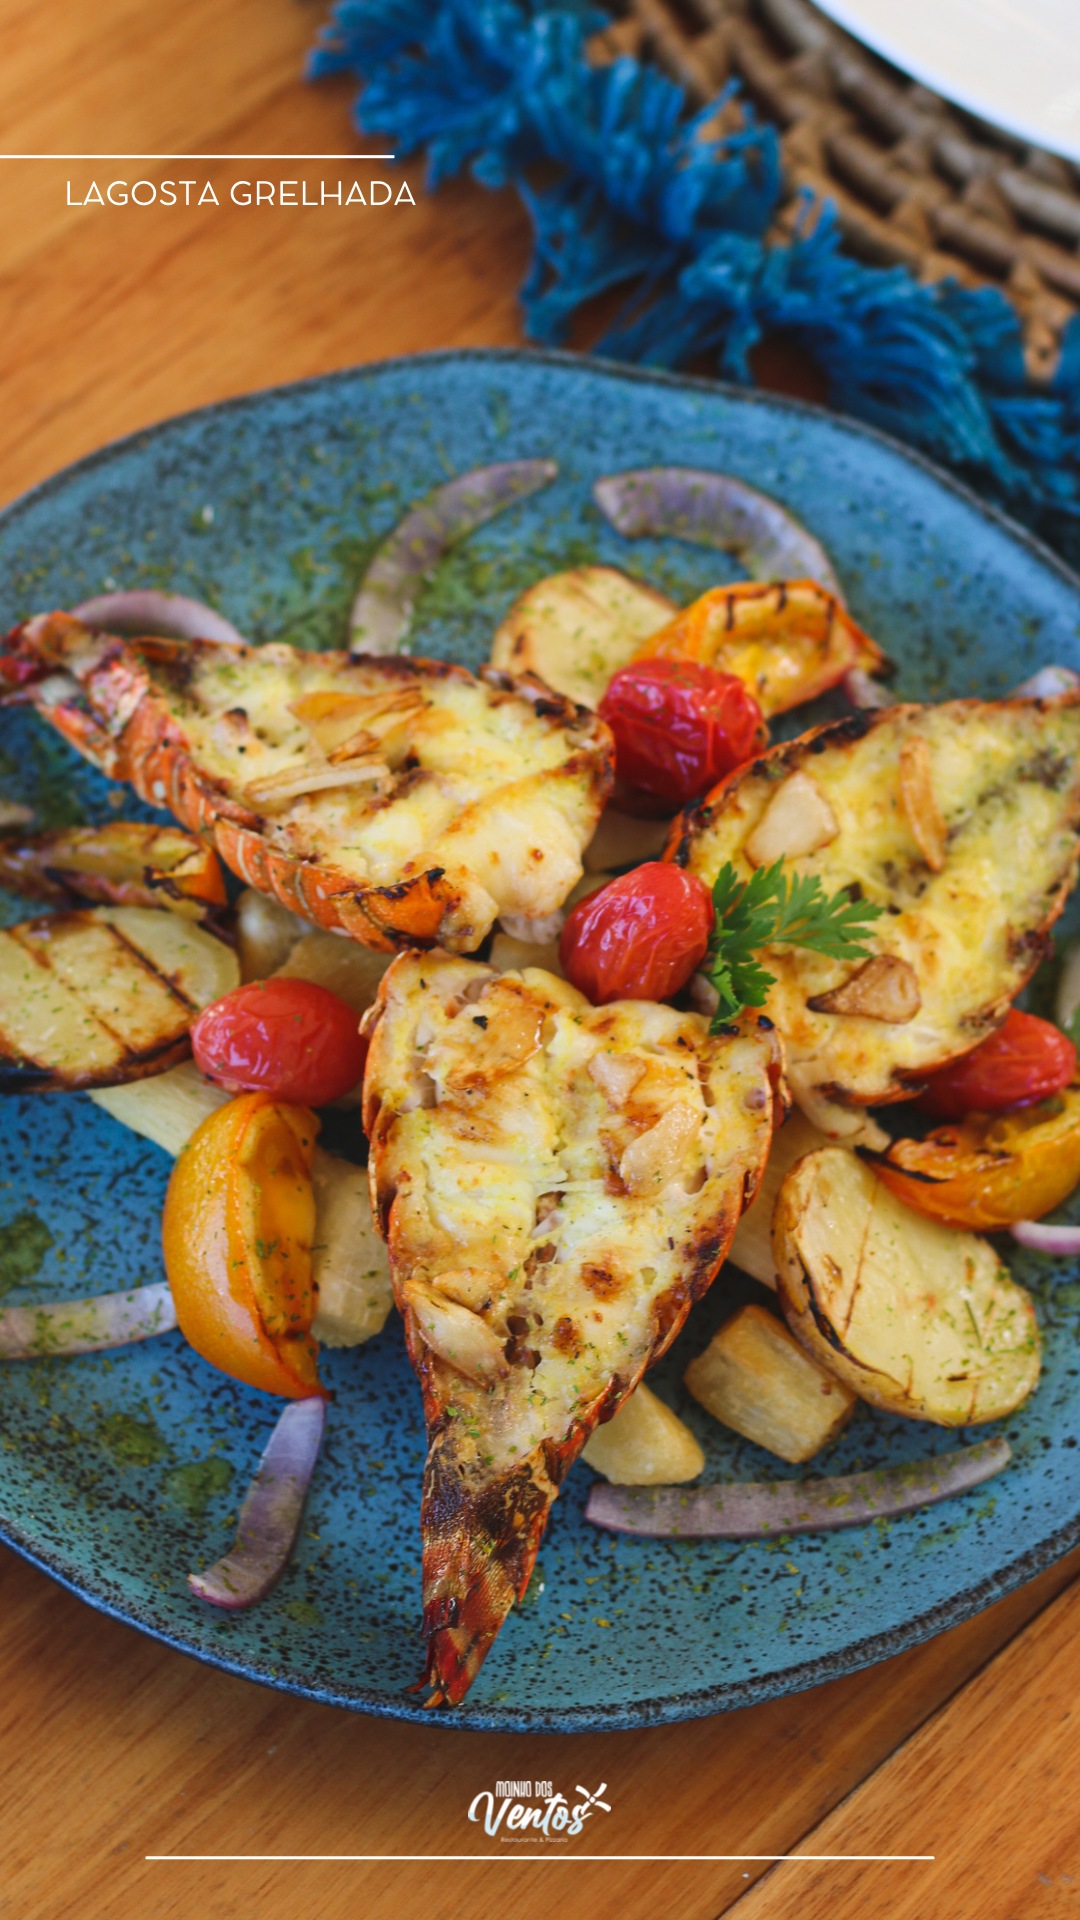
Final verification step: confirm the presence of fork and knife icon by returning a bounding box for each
[574,1783,612,1815]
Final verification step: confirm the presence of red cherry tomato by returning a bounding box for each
[192,978,369,1106]
[598,657,766,807]
[559,862,714,1005]
[919,1009,1077,1119]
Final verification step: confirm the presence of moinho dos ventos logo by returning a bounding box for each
[468,1779,612,1841]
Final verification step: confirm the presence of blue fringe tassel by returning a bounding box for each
[309,0,1080,556]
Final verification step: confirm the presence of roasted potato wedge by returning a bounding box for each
[490,565,677,709]
[774,1147,1041,1425]
[581,1381,704,1484]
[684,1302,857,1463]
[0,821,227,918]
[308,1149,395,1348]
[235,886,306,981]
[673,697,1080,1119]
[0,906,239,1091]
[91,1057,231,1152]
[583,807,673,873]
[489,930,564,976]
[91,1060,394,1347]
[728,1109,890,1286]
[275,927,392,1016]
[727,1112,831,1287]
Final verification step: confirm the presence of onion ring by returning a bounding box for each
[0,1281,177,1358]
[349,460,558,655]
[843,666,896,709]
[585,1436,1010,1538]
[1012,665,1080,699]
[592,467,842,595]
[188,1396,326,1609]
[72,591,245,648]
[1010,1220,1080,1256]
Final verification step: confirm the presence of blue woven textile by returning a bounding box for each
[310,0,1080,557]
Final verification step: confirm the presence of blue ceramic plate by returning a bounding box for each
[3,349,1080,1734]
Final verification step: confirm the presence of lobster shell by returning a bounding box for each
[2,613,613,953]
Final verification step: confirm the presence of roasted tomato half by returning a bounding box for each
[598,657,765,807]
[163,1092,325,1397]
[559,861,714,1004]
[192,977,369,1106]
[919,1009,1077,1119]
[872,1086,1080,1230]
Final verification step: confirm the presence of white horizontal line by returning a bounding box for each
[0,154,396,161]
[146,1854,935,1863]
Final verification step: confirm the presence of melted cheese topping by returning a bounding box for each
[149,645,608,928]
[682,699,1080,1110]
[365,955,778,1480]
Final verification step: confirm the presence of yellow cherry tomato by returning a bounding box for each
[163,1091,325,1397]
[874,1086,1080,1230]
[635,579,884,717]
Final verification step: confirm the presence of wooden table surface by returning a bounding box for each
[2,5,1079,1916]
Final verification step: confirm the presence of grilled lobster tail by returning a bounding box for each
[2,613,613,955]
[363,951,782,1706]
[419,1438,560,1706]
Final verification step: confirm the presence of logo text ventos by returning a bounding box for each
[468,1780,612,1840]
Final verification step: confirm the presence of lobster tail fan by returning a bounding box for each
[420,1436,559,1706]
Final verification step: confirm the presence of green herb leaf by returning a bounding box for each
[706,858,884,1026]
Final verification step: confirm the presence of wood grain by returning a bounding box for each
[0,1544,1077,1919]
[0,4,1077,1917]
[731,1561,1080,1920]
[0,1,530,511]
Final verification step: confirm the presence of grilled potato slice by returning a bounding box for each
[275,927,392,1015]
[490,930,564,976]
[581,1381,704,1484]
[363,952,782,1703]
[0,906,238,1091]
[684,1303,857,1463]
[774,1148,1041,1425]
[0,821,226,918]
[673,697,1080,1116]
[7,614,613,954]
[490,566,677,709]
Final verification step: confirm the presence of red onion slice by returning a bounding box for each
[843,666,896,709]
[1010,1220,1080,1255]
[585,1436,1010,1540]
[0,1281,177,1358]
[72,591,245,648]
[349,460,558,654]
[188,1396,326,1609]
[1012,665,1080,699]
[592,468,842,596]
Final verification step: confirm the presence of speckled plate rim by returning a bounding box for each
[2,1491,1079,1733]
[3,344,1080,1734]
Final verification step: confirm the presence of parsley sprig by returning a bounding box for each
[706,858,884,1027]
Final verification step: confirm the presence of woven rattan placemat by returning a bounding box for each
[593,0,1080,380]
